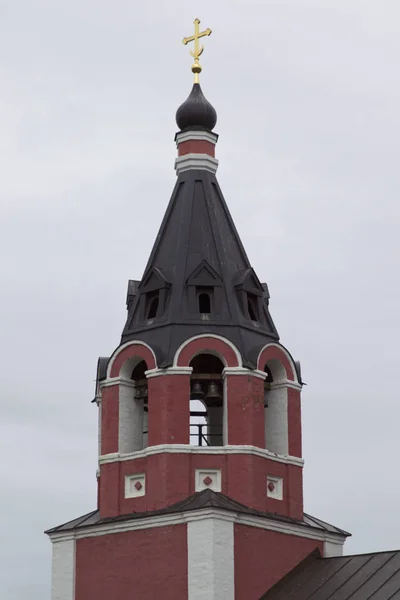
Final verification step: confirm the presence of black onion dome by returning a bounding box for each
[176,83,217,131]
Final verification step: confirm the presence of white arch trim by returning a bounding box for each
[257,342,300,383]
[173,334,243,368]
[106,340,157,379]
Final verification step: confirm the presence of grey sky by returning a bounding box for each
[1,0,400,597]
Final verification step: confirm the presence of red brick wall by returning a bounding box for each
[101,385,119,455]
[226,374,265,447]
[257,345,295,380]
[109,343,156,377]
[99,451,303,518]
[176,336,239,367]
[178,139,215,156]
[148,374,190,446]
[234,525,323,600]
[75,525,187,600]
[288,388,302,457]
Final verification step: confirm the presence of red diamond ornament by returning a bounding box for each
[267,481,275,492]
[134,480,143,491]
[203,476,213,486]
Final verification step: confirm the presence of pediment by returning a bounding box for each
[186,260,222,286]
[234,268,263,294]
[140,266,171,292]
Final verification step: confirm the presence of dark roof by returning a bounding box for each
[260,548,400,600]
[176,83,217,131]
[46,489,349,538]
[120,165,281,368]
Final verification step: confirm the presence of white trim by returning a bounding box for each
[51,537,75,600]
[188,516,234,599]
[100,377,136,389]
[98,444,304,467]
[100,452,119,462]
[173,334,242,368]
[125,473,146,498]
[176,130,218,145]
[270,380,302,391]
[175,154,219,175]
[267,475,283,500]
[145,367,193,379]
[324,539,344,557]
[106,340,157,379]
[48,506,346,550]
[195,469,222,492]
[257,342,300,383]
[223,367,266,380]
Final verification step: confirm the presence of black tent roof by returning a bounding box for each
[120,167,280,368]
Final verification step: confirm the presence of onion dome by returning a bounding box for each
[176,83,217,131]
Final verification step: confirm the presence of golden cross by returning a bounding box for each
[182,18,212,84]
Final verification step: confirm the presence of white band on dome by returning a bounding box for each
[175,130,218,146]
[175,154,219,175]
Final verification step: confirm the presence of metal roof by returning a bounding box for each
[45,489,349,538]
[119,166,281,368]
[260,548,400,600]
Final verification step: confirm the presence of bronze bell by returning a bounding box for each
[204,381,222,406]
[190,381,205,400]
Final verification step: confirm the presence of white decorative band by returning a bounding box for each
[270,380,302,391]
[145,367,193,379]
[48,507,345,547]
[175,130,218,145]
[175,154,219,175]
[223,367,266,380]
[100,377,135,389]
[99,373,300,388]
[99,444,304,467]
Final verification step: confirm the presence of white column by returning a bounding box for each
[51,538,75,600]
[187,516,234,600]
[119,380,143,453]
[265,384,289,455]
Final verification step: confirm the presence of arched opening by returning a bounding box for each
[263,359,288,455]
[198,292,211,314]
[147,294,159,319]
[189,353,224,446]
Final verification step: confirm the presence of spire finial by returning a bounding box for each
[182,18,212,84]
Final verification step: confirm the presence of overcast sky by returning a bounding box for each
[1,0,400,597]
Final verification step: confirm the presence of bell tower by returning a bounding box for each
[46,20,349,600]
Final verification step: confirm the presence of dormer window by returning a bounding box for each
[247,293,259,321]
[134,267,171,324]
[146,293,159,319]
[186,260,222,318]
[198,288,212,314]
[234,268,265,324]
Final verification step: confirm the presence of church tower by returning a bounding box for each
[46,20,349,600]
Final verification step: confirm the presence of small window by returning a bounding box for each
[147,294,159,319]
[247,294,258,321]
[198,292,211,314]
